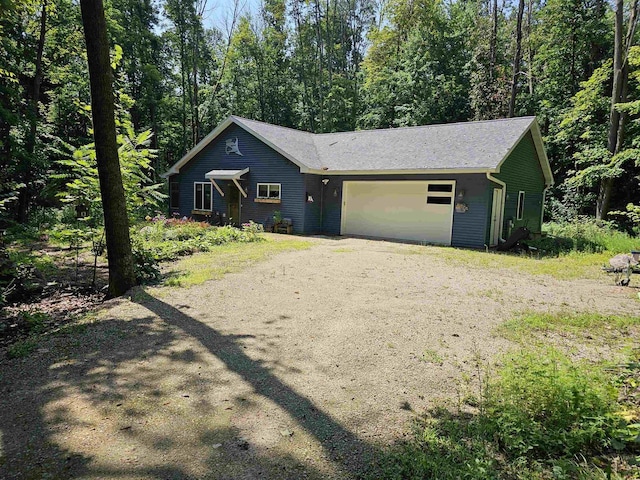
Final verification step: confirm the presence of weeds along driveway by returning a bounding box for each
[1,237,637,479]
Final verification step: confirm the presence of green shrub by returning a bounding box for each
[131,241,162,284]
[484,348,621,458]
[7,338,38,359]
[529,218,639,255]
[131,218,263,263]
[372,409,502,480]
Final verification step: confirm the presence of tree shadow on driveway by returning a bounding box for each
[134,290,379,478]
[0,289,381,479]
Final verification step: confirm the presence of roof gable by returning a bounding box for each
[163,115,553,185]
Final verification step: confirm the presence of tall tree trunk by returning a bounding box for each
[508,0,525,117]
[314,0,325,131]
[193,49,199,145]
[597,0,638,219]
[489,0,498,79]
[80,0,136,297]
[17,0,47,223]
[525,0,534,96]
[178,7,187,154]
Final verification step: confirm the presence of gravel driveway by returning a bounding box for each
[1,237,637,480]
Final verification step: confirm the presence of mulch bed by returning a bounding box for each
[0,287,105,351]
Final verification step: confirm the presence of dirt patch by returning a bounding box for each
[1,237,637,479]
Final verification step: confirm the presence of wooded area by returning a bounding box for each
[1,0,640,228]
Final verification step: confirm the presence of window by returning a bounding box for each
[170,182,180,209]
[194,182,212,210]
[516,191,525,220]
[257,183,281,200]
[427,196,452,205]
[428,184,453,193]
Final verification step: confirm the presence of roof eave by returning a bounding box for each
[494,117,554,186]
[160,116,315,177]
[161,116,236,177]
[305,168,494,175]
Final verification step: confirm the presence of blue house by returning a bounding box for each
[163,115,553,248]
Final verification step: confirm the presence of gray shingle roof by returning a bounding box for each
[235,115,537,172]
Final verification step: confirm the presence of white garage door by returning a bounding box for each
[340,181,455,244]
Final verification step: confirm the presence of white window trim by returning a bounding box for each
[256,183,282,200]
[193,182,213,211]
[516,190,525,220]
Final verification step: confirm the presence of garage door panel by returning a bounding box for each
[341,181,454,244]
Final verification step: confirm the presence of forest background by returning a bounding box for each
[1,0,640,229]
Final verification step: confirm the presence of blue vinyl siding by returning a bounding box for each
[303,174,323,233]
[168,121,544,249]
[320,173,492,248]
[170,124,306,232]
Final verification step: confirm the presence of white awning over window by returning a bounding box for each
[204,167,249,198]
[204,167,249,180]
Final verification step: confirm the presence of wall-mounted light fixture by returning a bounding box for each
[333,188,339,197]
[457,190,465,199]
[322,178,330,185]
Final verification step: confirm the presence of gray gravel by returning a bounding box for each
[1,237,637,480]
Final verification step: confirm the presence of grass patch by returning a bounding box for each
[7,338,38,359]
[499,312,640,343]
[533,220,639,255]
[411,245,611,280]
[372,346,640,480]
[393,219,639,280]
[163,239,312,287]
[421,348,444,365]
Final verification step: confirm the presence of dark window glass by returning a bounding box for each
[195,183,203,210]
[258,184,269,198]
[203,184,212,210]
[428,184,453,192]
[269,184,281,198]
[170,182,179,208]
[427,196,452,205]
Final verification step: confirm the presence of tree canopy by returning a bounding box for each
[1,0,639,225]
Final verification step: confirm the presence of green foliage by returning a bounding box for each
[553,46,640,217]
[372,346,638,479]
[610,203,640,233]
[500,312,640,343]
[55,119,164,224]
[133,218,261,261]
[485,348,621,458]
[6,338,38,359]
[371,408,502,480]
[131,240,161,285]
[164,238,312,287]
[528,219,639,254]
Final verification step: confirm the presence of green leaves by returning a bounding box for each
[57,112,165,224]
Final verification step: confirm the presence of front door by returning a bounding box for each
[490,188,504,245]
[227,184,240,226]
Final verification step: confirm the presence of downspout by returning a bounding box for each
[540,183,551,233]
[486,172,507,243]
[319,184,324,234]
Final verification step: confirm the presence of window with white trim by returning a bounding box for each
[194,182,212,210]
[257,183,281,200]
[516,191,525,220]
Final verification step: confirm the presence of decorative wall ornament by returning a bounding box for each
[455,203,469,213]
[225,137,243,156]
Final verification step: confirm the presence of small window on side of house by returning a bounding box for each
[170,182,180,209]
[256,183,281,200]
[516,191,525,220]
[194,182,212,210]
